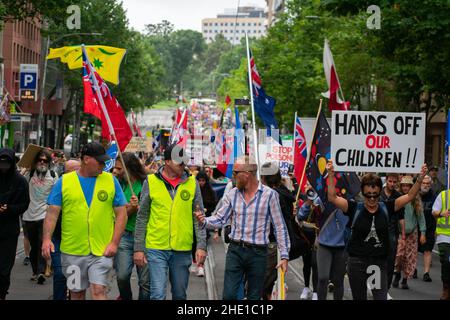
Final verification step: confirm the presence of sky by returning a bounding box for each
[121,0,267,32]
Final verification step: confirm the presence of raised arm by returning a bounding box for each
[395,164,427,212]
[326,160,349,213]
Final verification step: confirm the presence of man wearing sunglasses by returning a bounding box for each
[195,156,290,300]
[42,142,128,300]
[22,149,58,285]
[327,160,427,300]
[134,143,207,300]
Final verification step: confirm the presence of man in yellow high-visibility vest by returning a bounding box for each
[42,142,128,300]
[134,144,207,300]
[431,189,450,300]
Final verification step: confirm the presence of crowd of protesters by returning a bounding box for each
[0,138,449,301]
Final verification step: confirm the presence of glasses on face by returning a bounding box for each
[232,170,250,176]
[38,158,49,164]
[363,193,380,200]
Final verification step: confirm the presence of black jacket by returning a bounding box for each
[0,148,30,237]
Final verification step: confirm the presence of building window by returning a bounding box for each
[248,23,251,26]
[236,22,239,26]
[215,30,218,33]
[204,23,208,26]
[224,30,227,33]
[258,23,262,26]
[230,22,234,26]
[215,23,218,26]
[220,23,223,26]
[254,23,257,26]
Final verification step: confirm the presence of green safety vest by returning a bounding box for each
[61,171,116,256]
[146,174,196,251]
[438,191,450,237]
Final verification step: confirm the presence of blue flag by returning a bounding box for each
[104,141,119,172]
[249,50,278,133]
[234,106,245,159]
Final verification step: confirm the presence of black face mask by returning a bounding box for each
[0,162,11,173]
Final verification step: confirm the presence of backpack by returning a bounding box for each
[345,201,389,249]
[28,169,56,182]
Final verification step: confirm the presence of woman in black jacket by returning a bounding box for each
[0,148,30,300]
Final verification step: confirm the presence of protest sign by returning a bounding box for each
[259,140,294,177]
[17,144,45,168]
[124,137,152,153]
[331,111,425,173]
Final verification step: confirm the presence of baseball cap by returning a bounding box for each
[164,143,187,164]
[81,142,111,163]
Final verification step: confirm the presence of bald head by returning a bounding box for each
[234,155,258,173]
[65,160,81,173]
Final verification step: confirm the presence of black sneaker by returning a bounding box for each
[401,279,409,289]
[423,273,432,282]
[392,272,401,288]
[413,269,417,279]
[23,256,30,266]
[37,274,46,285]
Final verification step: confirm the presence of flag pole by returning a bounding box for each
[82,45,135,195]
[295,99,323,203]
[245,33,260,180]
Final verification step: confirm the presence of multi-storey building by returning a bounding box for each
[202,7,266,45]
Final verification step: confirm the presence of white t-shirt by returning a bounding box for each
[22,170,58,222]
[431,191,450,244]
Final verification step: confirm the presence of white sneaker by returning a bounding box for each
[312,292,318,300]
[189,263,197,273]
[300,287,311,300]
[196,266,205,277]
[387,292,394,300]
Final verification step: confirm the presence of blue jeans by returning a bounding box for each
[50,238,67,300]
[115,231,150,300]
[145,249,191,300]
[223,242,267,300]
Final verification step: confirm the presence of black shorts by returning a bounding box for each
[418,229,436,252]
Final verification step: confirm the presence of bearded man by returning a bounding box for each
[22,149,58,285]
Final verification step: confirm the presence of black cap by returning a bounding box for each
[164,143,186,163]
[81,142,111,162]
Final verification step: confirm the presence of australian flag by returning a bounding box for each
[250,50,278,134]
[306,111,360,203]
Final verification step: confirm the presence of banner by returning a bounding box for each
[331,111,425,173]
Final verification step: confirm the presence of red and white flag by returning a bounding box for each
[171,108,188,147]
[322,39,350,111]
[82,48,132,151]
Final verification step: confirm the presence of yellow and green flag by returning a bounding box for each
[47,45,126,85]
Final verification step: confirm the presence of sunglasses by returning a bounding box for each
[38,158,49,164]
[363,193,380,200]
[232,170,251,176]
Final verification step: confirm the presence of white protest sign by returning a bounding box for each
[259,140,294,177]
[331,111,425,173]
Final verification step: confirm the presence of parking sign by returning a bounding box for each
[19,64,38,101]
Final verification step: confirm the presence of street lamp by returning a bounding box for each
[37,32,103,146]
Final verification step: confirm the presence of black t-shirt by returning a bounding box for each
[380,189,405,236]
[345,199,397,258]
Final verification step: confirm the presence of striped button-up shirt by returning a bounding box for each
[204,183,291,259]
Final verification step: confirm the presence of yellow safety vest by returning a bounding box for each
[61,171,116,256]
[438,191,450,236]
[146,174,196,251]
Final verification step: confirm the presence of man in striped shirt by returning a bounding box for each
[195,157,290,300]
